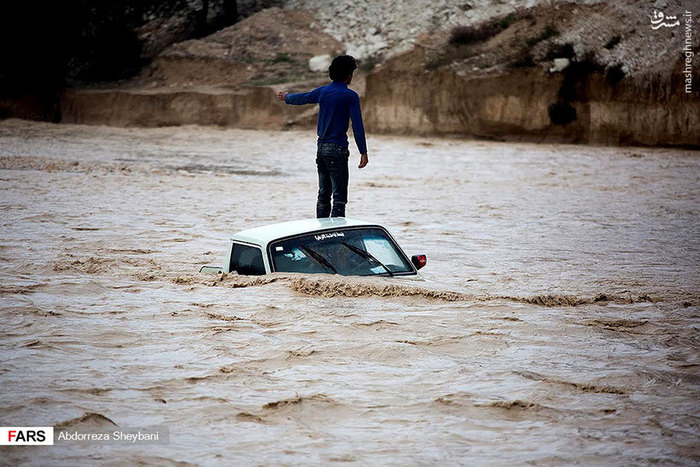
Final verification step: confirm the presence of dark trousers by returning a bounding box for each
[316,142,349,218]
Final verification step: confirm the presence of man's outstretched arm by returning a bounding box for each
[276,86,323,105]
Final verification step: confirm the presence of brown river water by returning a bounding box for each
[0,119,698,464]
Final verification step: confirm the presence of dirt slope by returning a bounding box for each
[135,7,342,88]
[59,1,699,147]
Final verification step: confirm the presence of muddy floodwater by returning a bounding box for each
[0,119,698,464]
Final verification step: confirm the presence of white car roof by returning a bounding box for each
[231,218,382,246]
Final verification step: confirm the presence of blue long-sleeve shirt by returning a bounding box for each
[285,81,367,154]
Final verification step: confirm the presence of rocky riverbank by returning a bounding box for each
[8,0,700,147]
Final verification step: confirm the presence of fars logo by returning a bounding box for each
[0,427,54,445]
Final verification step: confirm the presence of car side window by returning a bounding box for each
[230,243,265,275]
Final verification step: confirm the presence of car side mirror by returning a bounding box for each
[200,266,224,274]
[411,254,427,270]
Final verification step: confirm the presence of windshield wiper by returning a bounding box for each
[340,242,394,277]
[299,245,338,274]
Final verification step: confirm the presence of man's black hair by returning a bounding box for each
[329,55,357,81]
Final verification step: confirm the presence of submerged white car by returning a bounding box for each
[201,218,426,277]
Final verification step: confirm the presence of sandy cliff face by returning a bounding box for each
[364,46,699,146]
[361,1,699,147]
[60,87,318,129]
[54,1,700,147]
[59,7,341,130]
[364,46,565,137]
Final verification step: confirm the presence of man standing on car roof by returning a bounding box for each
[277,55,368,218]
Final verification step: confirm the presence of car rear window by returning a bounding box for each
[229,243,265,275]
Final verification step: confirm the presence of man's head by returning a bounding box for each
[329,55,357,83]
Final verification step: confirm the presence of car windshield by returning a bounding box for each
[270,227,414,276]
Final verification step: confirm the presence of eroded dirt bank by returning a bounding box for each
[59,65,699,146]
[56,1,699,147]
[60,86,317,129]
[363,46,699,146]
